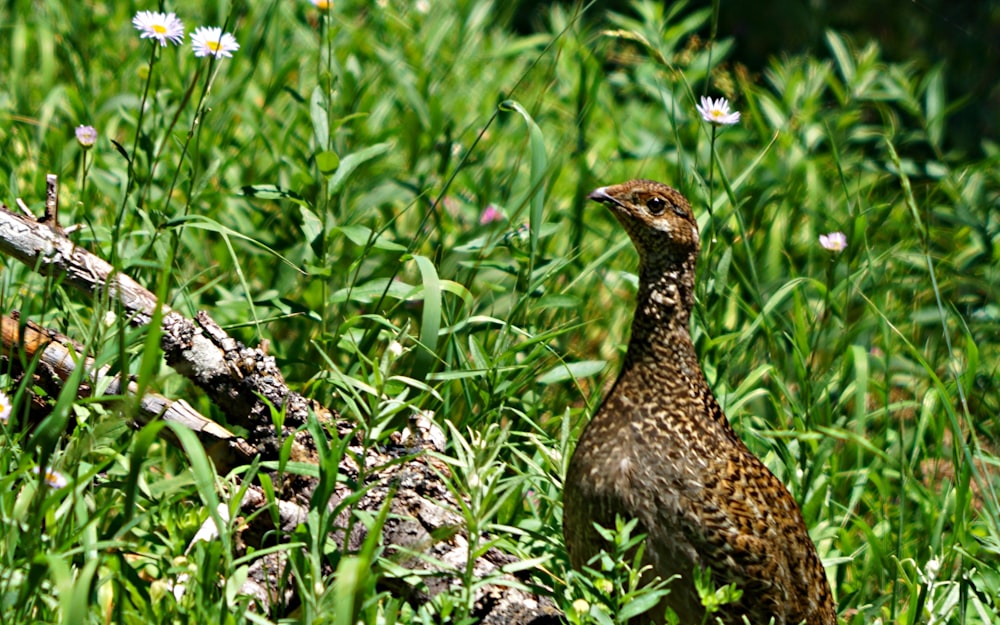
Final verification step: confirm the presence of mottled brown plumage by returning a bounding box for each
[563,180,836,625]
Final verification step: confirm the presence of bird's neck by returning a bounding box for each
[617,255,735,433]
[623,257,698,368]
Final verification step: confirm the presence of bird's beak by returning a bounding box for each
[587,187,612,204]
[588,186,627,212]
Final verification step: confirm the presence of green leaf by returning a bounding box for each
[924,64,946,148]
[412,254,442,376]
[300,205,323,244]
[310,85,330,149]
[618,591,667,620]
[825,30,855,86]
[333,556,364,625]
[329,277,414,304]
[337,224,407,252]
[537,360,607,385]
[239,184,310,207]
[162,421,228,555]
[588,605,616,625]
[534,294,581,310]
[169,215,305,273]
[328,141,393,194]
[499,99,547,271]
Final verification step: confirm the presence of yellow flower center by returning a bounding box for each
[153,24,167,34]
[208,40,222,52]
[316,0,332,8]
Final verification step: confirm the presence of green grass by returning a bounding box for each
[1,0,998,623]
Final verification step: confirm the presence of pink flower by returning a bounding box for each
[479,205,505,225]
[75,125,98,148]
[818,232,847,253]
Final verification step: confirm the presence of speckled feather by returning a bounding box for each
[563,180,836,625]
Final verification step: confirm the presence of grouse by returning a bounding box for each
[563,179,836,625]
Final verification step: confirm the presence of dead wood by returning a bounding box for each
[0,178,560,624]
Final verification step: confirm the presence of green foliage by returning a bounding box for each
[565,517,675,624]
[691,566,742,623]
[0,0,998,623]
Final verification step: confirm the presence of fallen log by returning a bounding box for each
[0,176,560,623]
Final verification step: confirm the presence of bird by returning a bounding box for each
[563,179,836,625]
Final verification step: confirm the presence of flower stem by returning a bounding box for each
[112,44,158,267]
[706,124,718,248]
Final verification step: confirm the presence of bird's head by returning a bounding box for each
[588,179,700,268]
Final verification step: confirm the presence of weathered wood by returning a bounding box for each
[0,196,328,458]
[0,187,560,624]
[0,312,256,470]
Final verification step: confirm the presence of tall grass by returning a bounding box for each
[0,0,997,623]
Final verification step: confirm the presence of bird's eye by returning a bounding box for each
[647,197,666,215]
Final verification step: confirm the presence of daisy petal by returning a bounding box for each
[696,95,741,126]
[133,11,185,47]
[190,26,240,59]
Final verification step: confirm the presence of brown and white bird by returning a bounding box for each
[563,179,836,625]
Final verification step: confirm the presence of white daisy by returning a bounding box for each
[0,391,11,423]
[387,341,404,358]
[132,11,185,47]
[311,0,333,9]
[696,95,741,126]
[33,466,69,489]
[190,26,240,59]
